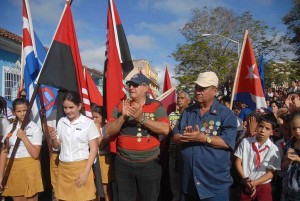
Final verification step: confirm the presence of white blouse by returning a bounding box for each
[2,121,43,158]
[57,114,99,162]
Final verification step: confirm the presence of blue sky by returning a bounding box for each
[0,0,294,88]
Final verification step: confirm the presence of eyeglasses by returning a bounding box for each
[126,82,147,88]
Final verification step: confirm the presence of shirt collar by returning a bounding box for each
[63,114,86,125]
[251,136,273,147]
[191,98,219,115]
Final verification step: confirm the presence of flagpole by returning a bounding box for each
[0,85,40,197]
[230,30,248,110]
[37,88,53,157]
[19,42,25,92]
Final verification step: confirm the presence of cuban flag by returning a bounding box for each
[233,30,267,110]
[22,0,57,123]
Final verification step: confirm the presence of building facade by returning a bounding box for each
[0,28,22,101]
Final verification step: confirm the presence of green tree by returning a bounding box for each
[172,7,286,92]
[283,0,300,62]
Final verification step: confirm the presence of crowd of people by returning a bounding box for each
[0,72,299,201]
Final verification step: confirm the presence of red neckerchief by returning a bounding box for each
[252,142,269,169]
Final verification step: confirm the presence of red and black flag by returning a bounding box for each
[103,0,134,152]
[36,1,92,118]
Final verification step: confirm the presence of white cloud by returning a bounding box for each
[127,34,157,49]
[137,0,227,16]
[137,19,186,36]
[30,0,63,24]
[80,41,106,71]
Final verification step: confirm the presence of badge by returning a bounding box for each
[137,138,141,142]
[209,120,214,125]
[205,129,211,134]
[200,127,206,132]
[209,126,214,130]
[203,122,208,128]
[215,121,221,126]
[137,133,142,137]
[212,131,217,136]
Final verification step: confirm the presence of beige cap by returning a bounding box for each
[194,71,219,87]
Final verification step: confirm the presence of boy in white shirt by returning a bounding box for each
[235,113,281,200]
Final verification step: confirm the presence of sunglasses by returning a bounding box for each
[126,82,146,88]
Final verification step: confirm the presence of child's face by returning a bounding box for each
[92,112,103,125]
[256,121,273,143]
[63,100,82,122]
[291,117,300,140]
[14,104,28,122]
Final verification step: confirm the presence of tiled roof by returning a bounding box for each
[0,28,22,44]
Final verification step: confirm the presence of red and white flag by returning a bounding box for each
[232,30,267,110]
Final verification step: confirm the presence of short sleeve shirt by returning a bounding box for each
[111,97,169,161]
[234,136,281,183]
[57,114,99,162]
[2,121,43,158]
[173,99,237,199]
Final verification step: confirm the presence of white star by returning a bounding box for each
[245,64,259,79]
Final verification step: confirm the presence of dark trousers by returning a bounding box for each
[114,155,162,201]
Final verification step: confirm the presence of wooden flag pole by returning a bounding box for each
[0,84,40,197]
[230,30,248,110]
[37,88,53,157]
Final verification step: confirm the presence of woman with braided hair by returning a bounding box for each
[0,98,44,201]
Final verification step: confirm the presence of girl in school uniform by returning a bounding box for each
[92,105,111,201]
[49,91,99,201]
[0,98,44,201]
[281,110,300,201]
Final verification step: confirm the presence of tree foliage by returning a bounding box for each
[282,0,300,62]
[172,7,287,92]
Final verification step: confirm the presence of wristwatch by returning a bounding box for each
[140,114,147,125]
[206,136,212,144]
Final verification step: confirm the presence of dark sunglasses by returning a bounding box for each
[127,82,146,88]
[126,82,140,88]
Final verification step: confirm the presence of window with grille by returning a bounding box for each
[3,67,21,101]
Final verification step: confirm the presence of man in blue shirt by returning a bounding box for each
[173,71,237,201]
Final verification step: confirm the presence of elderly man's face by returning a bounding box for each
[177,92,190,110]
[127,82,148,99]
[194,85,217,104]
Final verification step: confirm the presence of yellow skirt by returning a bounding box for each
[50,152,59,196]
[2,157,44,197]
[99,154,111,184]
[56,160,96,201]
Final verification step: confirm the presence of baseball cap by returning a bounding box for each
[126,73,150,85]
[194,71,219,87]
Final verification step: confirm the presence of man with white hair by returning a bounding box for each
[173,71,237,201]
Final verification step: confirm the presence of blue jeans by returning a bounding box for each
[114,155,162,201]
